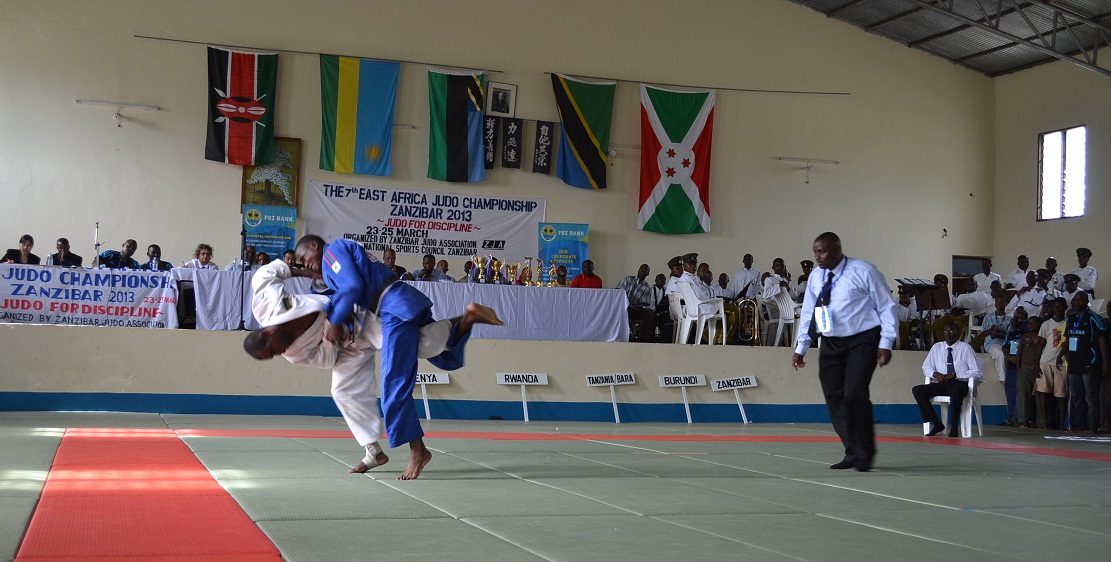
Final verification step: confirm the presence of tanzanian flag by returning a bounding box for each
[319,55,399,176]
[205,46,278,166]
[637,85,715,234]
[427,68,486,182]
[550,74,615,190]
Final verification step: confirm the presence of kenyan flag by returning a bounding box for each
[637,85,715,234]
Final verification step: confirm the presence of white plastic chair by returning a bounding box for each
[677,281,727,345]
[921,357,986,438]
[1090,298,1105,315]
[764,289,799,347]
[668,292,695,344]
[964,305,994,343]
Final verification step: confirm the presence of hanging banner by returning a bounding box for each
[538,222,588,278]
[483,115,499,170]
[243,205,297,261]
[0,265,178,328]
[532,121,555,175]
[304,180,546,260]
[501,118,523,170]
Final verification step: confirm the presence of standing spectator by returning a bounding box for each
[973,258,1002,294]
[1071,247,1097,298]
[1058,292,1109,433]
[570,260,602,288]
[182,243,219,269]
[93,239,140,269]
[45,237,82,267]
[1014,315,1045,428]
[731,254,760,299]
[792,232,897,472]
[1037,298,1069,429]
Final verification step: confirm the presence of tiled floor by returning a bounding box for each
[3,412,1111,561]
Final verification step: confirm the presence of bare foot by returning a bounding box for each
[398,444,433,480]
[458,302,504,334]
[349,451,389,473]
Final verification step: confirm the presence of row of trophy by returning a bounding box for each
[470,255,561,287]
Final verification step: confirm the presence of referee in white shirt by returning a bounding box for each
[792,232,898,472]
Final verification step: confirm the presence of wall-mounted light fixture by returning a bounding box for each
[775,156,839,184]
[76,99,161,127]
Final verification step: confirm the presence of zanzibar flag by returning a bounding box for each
[427,68,486,182]
[638,85,715,234]
[205,46,278,166]
[319,55,399,176]
[550,74,615,189]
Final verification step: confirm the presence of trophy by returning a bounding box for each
[548,263,558,287]
[535,258,545,286]
[523,256,533,286]
[491,258,502,283]
[475,255,487,283]
[507,262,519,284]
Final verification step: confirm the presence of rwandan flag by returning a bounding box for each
[319,55,399,176]
[550,74,615,189]
[427,68,486,182]
[205,46,278,166]
[637,85,715,234]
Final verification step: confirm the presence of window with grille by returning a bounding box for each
[1038,125,1086,220]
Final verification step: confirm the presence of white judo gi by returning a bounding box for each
[251,261,451,451]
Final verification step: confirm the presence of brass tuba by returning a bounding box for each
[735,298,761,345]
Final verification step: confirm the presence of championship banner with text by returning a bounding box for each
[538,222,588,278]
[0,265,178,328]
[304,180,546,260]
[243,205,297,260]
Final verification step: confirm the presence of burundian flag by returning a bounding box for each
[427,68,486,182]
[551,74,615,189]
[319,55,399,176]
[637,85,715,234]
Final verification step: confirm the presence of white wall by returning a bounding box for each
[994,54,1111,297]
[0,0,996,287]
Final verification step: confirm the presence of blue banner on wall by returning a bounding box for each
[538,222,588,281]
[243,205,297,262]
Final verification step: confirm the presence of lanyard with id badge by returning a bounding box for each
[1068,313,1085,352]
[814,259,847,334]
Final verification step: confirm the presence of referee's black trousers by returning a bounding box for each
[818,326,880,465]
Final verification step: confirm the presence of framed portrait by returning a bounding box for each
[242,137,301,208]
[486,82,517,118]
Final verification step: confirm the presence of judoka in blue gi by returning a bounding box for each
[295,235,504,480]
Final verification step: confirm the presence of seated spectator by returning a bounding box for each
[796,259,814,302]
[913,322,983,437]
[1006,254,1030,289]
[1044,256,1066,297]
[45,237,82,267]
[93,239,140,269]
[415,254,447,282]
[382,247,407,276]
[981,295,1012,377]
[283,249,296,267]
[553,265,570,287]
[664,256,684,296]
[1014,315,1045,428]
[1071,247,1097,298]
[1006,270,1048,316]
[1037,298,1069,430]
[570,259,602,288]
[226,245,258,271]
[760,258,794,302]
[1061,273,1082,305]
[973,258,1002,293]
[138,244,173,271]
[651,272,671,341]
[895,291,919,348]
[256,252,271,266]
[712,272,736,300]
[436,260,455,282]
[3,234,41,264]
[617,264,656,342]
[181,243,219,269]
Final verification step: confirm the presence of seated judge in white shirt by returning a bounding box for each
[912,322,984,437]
[181,243,219,270]
[1071,247,1097,297]
[973,258,1002,294]
[1006,254,1029,289]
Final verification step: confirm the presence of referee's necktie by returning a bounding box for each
[820,271,834,306]
[946,347,956,376]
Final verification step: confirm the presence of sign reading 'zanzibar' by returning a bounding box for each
[304,180,546,260]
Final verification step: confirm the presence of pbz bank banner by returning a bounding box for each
[0,265,178,328]
[538,222,589,279]
[304,180,546,261]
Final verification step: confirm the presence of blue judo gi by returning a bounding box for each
[322,239,470,447]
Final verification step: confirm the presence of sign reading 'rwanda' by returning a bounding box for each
[304,180,546,260]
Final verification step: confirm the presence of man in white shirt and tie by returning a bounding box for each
[792,232,897,472]
[912,322,984,437]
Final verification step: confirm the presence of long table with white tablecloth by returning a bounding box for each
[174,268,629,341]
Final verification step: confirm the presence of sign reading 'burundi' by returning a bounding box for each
[638,85,715,234]
[304,180,545,260]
